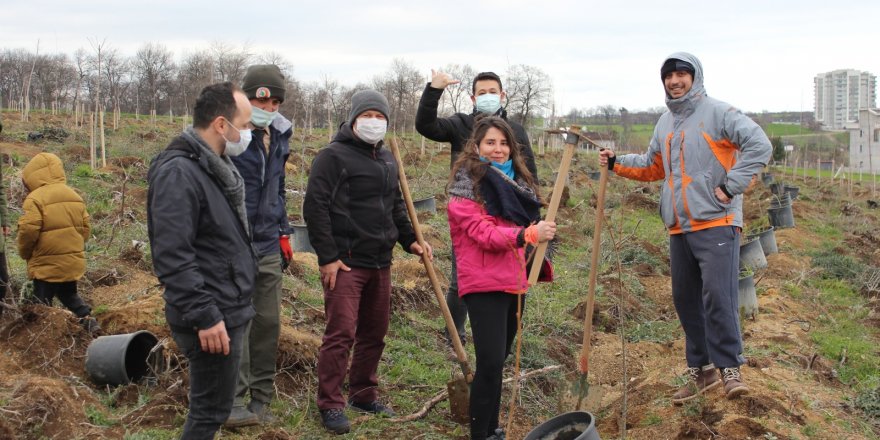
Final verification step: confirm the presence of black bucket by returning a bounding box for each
[524,411,601,440]
[767,202,794,229]
[291,224,315,254]
[413,195,437,214]
[783,185,800,201]
[739,238,767,271]
[85,330,160,386]
[761,173,774,186]
[738,275,758,319]
[748,226,778,255]
[768,182,782,196]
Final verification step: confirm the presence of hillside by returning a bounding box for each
[0,111,878,440]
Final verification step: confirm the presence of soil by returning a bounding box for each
[1,123,877,438]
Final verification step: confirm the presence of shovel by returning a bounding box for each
[389,138,473,424]
[574,152,609,411]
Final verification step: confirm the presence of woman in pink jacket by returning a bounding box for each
[447,117,556,440]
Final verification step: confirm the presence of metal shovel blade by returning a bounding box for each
[447,374,470,424]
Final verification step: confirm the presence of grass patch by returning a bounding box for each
[625,320,679,343]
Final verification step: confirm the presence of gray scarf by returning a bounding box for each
[182,128,249,236]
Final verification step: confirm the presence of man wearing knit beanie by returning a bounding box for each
[304,89,431,434]
[224,64,294,428]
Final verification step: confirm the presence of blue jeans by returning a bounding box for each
[172,323,246,440]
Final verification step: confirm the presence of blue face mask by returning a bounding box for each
[479,156,515,179]
[250,106,278,128]
[475,93,501,115]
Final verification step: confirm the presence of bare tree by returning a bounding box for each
[209,41,251,82]
[257,51,293,75]
[504,64,552,126]
[440,63,476,114]
[596,105,618,124]
[374,58,422,133]
[134,42,175,119]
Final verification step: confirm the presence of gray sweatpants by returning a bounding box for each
[669,226,746,369]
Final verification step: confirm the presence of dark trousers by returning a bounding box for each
[235,252,282,406]
[464,292,524,440]
[31,279,91,317]
[172,323,246,440]
[317,266,391,410]
[670,226,745,369]
[444,248,469,344]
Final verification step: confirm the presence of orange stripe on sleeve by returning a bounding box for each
[613,153,665,182]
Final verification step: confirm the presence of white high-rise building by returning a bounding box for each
[815,70,876,130]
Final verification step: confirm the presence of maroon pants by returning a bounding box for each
[317,266,391,410]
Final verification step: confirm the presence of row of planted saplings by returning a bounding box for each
[737,173,798,319]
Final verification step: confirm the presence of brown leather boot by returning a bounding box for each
[721,367,749,399]
[672,366,722,404]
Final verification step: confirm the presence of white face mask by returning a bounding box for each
[354,117,387,145]
[475,93,502,114]
[250,106,278,128]
[221,118,252,156]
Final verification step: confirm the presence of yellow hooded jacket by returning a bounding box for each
[17,153,90,282]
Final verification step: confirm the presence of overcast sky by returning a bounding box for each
[2,0,878,113]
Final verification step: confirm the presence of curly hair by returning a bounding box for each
[449,116,539,202]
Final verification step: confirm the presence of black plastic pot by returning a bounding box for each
[413,195,437,214]
[768,182,782,196]
[783,185,800,201]
[524,411,601,440]
[738,275,758,319]
[291,224,315,254]
[748,226,778,255]
[85,330,159,386]
[761,173,774,186]
[588,171,602,181]
[768,205,795,229]
[739,238,767,271]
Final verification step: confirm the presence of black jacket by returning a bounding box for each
[147,134,257,333]
[230,115,293,257]
[415,83,538,178]
[303,123,417,268]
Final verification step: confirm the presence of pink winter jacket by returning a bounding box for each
[447,197,529,297]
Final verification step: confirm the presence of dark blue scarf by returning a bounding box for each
[479,167,541,227]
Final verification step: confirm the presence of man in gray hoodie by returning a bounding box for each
[600,52,771,404]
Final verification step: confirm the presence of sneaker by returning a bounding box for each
[487,428,506,439]
[223,405,259,428]
[721,367,749,399]
[320,408,350,434]
[247,400,278,424]
[672,365,722,405]
[348,400,396,417]
[80,316,102,335]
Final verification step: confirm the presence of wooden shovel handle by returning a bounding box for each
[578,165,609,375]
[527,128,579,285]
[389,138,472,381]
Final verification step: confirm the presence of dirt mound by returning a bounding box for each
[119,381,188,430]
[277,325,321,371]
[0,305,92,378]
[622,190,659,211]
[0,375,116,439]
[98,293,169,340]
[391,259,438,311]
